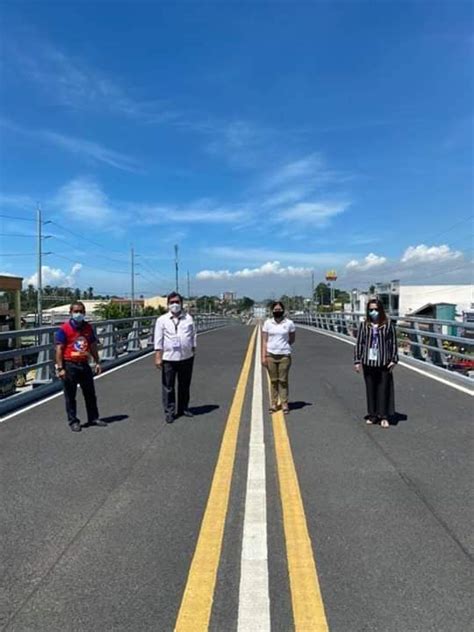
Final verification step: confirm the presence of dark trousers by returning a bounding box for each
[63,361,99,425]
[363,365,395,420]
[162,357,194,417]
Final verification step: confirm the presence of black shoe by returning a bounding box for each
[165,414,175,424]
[70,422,81,432]
[181,409,194,418]
[93,419,108,427]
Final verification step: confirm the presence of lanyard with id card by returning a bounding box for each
[171,318,182,351]
[368,326,379,362]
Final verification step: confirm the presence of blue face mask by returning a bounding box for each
[369,310,379,321]
[71,312,85,324]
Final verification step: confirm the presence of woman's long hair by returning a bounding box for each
[365,297,388,326]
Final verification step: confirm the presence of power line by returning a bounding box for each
[140,253,174,280]
[138,262,169,284]
[423,213,473,242]
[48,230,128,265]
[51,253,129,275]
[136,270,159,286]
[0,252,38,256]
[0,233,36,238]
[48,220,126,256]
[0,213,36,222]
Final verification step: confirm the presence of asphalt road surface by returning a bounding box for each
[1,324,472,631]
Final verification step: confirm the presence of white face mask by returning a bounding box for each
[169,303,181,315]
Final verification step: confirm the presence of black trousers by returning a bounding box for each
[162,357,194,417]
[362,365,395,420]
[63,361,99,425]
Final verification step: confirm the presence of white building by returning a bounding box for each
[399,285,473,317]
[346,282,473,319]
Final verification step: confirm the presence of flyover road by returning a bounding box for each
[1,324,472,631]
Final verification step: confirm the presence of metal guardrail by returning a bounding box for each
[0,314,235,412]
[291,311,474,377]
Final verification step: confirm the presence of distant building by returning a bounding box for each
[144,295,168,311]
[221,291,236,303]
[111,297,145,310]
[345,282,473,320]
[344,289,369,314]
[31,300,105,324]
[374,280,472,317]
[398,285,472,317]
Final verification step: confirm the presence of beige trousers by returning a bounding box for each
[266,353,292,407]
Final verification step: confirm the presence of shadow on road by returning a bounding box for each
[289,401,312,411]
[189,405,220,416]
[82,414,130,428]
[391,412,408,426]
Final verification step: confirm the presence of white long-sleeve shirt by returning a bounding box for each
[153,312,197,361]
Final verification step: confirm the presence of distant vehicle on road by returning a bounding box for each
[447,358,474,376]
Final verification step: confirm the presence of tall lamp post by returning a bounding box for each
[325,270,338,307]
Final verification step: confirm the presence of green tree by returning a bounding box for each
[235,296,254,312]
[94,302,131,320]
[335,289,350,304]
[314,283,330,306]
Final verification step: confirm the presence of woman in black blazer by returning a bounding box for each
[354,298,398,428]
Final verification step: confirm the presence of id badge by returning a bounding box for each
[171,335,181,351]
[368,348,378,361]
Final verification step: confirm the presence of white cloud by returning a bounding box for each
[400,244,463,264]
[41,130,140,172]
[0,192,36,211]
[262,187,310,209]
[8,37,174,122]
[264,153,325,189]
[26,263,82,288]
[1,119,139,172]
[205,246,352,266]
[277,201,350,226]
[133,201,247,225]
[346,253,388,271]
[197,261,312,280]
[55,177,115,225]
[203,119,277,169]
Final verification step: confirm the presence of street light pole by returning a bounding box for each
[131,245,135,317]
[174,245,179,292]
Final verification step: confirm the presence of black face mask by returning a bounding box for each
[273,311,284,319]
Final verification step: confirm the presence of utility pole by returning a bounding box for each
[311,270,315,304]
[187,270,191,299]
[37,206,43,327]
[174,244,179,292]
[131,245,135,317]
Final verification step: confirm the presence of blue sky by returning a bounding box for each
[0,1,472,299]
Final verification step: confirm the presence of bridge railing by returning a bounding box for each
[292,311,474,378]
[0,314,235,414]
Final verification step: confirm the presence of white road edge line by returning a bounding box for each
[297,324,474,397]
[0,327,226,423]
[237,326,271,631]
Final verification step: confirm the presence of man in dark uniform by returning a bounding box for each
[55,301,105,432]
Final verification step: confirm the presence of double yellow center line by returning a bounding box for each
[174,327,257,630]
[175,325,329,630]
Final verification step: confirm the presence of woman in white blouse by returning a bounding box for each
[261,302,296,414]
